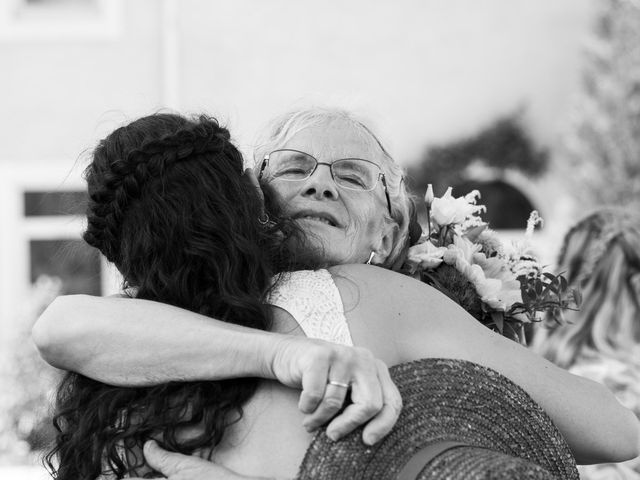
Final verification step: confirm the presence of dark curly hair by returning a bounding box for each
[45,113,298,479]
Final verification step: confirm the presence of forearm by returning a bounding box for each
[539,371,640,465]
[483,332,640,464]
[33,295,281,386]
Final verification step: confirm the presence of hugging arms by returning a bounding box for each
[37,264,640,467]
[34,109,640,478]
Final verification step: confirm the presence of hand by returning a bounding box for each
[128,440,278,480]
[269,336,402,445]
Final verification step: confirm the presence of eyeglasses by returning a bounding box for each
[259,149,392,214]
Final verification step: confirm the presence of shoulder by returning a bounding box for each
[327,264,471,323]
[325,264,490,365]
[327,264,434,299]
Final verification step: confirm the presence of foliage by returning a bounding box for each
[404,187,580,344]
[408,111,549,197]
[561,0,640,208]
[0,276,63,464]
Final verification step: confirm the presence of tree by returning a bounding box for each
[408,111,548,199]
[561,0,640,208]
[0,276,62,463]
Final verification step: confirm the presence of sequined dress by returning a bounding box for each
[269,270,579,479]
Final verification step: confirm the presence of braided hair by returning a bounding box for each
[46,113,295,479]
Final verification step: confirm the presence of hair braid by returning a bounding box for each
[47,113,299,479]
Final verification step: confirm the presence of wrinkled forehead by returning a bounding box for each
[281,120,386,164]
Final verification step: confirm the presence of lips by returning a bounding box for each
[292,209,341,228]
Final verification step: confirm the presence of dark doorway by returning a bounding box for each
[451,179,537,230]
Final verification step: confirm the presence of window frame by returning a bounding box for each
[0,161,120,341]
[0,0,123,41]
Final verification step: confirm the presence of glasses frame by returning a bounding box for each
[259,149,392,215]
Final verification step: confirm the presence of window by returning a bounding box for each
[23,188,102,296]
[0,0,122,41]
[30,238,101,295]
[24,191,88,217]
[0,162,121,339]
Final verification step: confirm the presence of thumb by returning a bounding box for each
[143,440,185,476]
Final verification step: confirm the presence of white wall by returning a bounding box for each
[176,0,599,164]
[1,0,599,164]
[0,0,599,337]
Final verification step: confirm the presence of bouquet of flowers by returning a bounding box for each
[404,185,580,345]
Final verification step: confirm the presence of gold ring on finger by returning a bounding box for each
[327,380,350,388]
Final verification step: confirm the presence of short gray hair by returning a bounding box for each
[254,107,415,268]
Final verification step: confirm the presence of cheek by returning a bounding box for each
[347,200,385,238]
[265,181,298,207]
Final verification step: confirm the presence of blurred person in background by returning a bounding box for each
[533,207,640,479]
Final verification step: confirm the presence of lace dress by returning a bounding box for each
[268,269,353,346]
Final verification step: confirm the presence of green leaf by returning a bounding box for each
[491,311,504,334]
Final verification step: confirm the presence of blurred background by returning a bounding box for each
[1,0,638,478]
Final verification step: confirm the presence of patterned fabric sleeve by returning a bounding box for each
[267,270,354,346]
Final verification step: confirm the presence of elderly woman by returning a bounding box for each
[35,108,416,444]
[35,110,639,479]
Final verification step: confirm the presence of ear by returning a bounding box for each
[244,168,265,205]
[372,220,399,267]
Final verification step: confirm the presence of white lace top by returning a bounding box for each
[267,269,354,346]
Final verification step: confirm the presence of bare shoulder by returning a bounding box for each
[327,264,470,323]
[326,264,492,365]
[327,264,440,301]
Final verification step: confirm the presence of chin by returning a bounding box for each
[286,233,351,268]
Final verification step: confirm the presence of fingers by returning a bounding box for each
[276,338,401,445]
[320,358,401,445]
[323,357,383,442]
[298,359,330,414]
[302,382,350,433]
[301,347,402,445]
[361,361,402,445]
[143,441,253,480]
[302,354,353,431]
[143,440,178,475]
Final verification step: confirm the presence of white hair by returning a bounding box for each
[254,107,415,268]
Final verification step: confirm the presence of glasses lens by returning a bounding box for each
[332,159,379,191]
[267,150,316,180]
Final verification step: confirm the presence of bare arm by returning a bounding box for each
[332,264,640,466]
[32,294,401,444]
[33,294,279,385]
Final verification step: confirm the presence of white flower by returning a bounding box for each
[451,235,481,263]
[441,236,480,273]
[482,279,523,311]
[473,253,515,283]
[442,238,522,311]
[442,247,462,267]
[406,241,447,271]
[525,210,544,238]
[424,184,435,207]
[431,187,485,226]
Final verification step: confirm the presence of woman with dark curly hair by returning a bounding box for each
[45,113,301,479]
[41,113,637,480]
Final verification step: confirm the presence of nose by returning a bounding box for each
[301,164,339,200]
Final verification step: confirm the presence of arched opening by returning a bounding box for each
[451,179,537,230]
